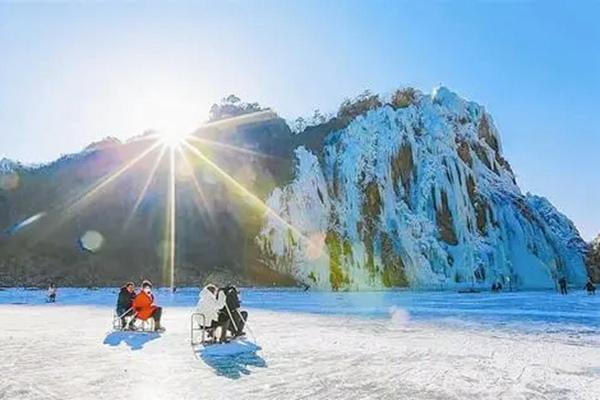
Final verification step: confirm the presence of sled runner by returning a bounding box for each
[112,307,156,332]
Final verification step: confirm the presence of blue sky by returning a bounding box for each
[0,1,598,239]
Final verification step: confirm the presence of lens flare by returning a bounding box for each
[0,172,19,191]
[7,212,46,235]
[79,230,104,252]
[305,232,326,260]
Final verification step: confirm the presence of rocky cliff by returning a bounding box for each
[258,87,589,290]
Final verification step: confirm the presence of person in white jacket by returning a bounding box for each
[196,284,229,342]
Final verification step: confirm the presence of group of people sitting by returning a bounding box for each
[115,281,248,341]
[196,284,248,343]
[116,280,164,332]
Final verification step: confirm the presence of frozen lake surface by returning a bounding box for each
[1,288,599,399]
[1,287,598,338]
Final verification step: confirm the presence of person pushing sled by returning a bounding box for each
[191,284,248,346]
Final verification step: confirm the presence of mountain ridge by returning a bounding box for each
[0,86,594,289]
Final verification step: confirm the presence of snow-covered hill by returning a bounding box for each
[258,87,589,290]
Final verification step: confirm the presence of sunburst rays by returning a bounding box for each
[62,140,162,217]
[123,145,167,231]
[186,136,282,160]
[22,112,320,289]
[177,146,216,229]
[165,146,177,288]
[180,140,314,247]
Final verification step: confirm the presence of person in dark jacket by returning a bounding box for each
[585,279,596,295]
[116,282,136,329]
[220,286,248,338]
[558,277,568,295]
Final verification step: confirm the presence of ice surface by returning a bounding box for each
[1,287,598,339]
[0,288,599,399]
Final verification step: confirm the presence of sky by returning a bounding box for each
[0,0,598,239]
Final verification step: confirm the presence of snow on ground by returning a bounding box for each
[0,289,599,399]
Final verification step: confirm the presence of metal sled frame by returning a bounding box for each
[190,306,248,346]
[113,307,155,332]
[190,312,213,346]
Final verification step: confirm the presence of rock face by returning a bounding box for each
[258,87,589,290]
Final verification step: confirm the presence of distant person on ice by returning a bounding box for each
[116,282,136,329]
[585,279,596,295]
[47,283,57,303]
[491,282,503,293]
[196,284,229,343]
[558,277,568,295]
[132,280,164,332]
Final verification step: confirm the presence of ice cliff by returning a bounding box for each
[258,87,589,290]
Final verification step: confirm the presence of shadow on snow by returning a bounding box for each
[196,340,267,379]
[103,331,161,350]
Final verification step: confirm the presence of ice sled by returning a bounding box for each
[112,307,156,332]
[190,312,216,346]
[190,312,249,347]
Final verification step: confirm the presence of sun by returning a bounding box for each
[160,131,188,149]
[49,114,317,290]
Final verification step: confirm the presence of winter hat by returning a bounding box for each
[142,280,153,289]
[204,284,217,294]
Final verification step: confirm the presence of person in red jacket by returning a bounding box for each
[132,280,164,332]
